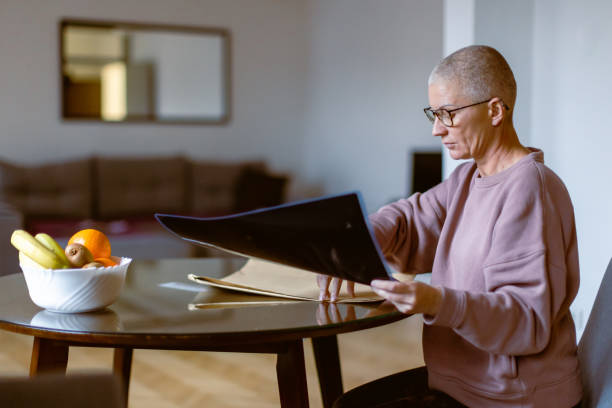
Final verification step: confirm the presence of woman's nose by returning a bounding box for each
[432,116,448,137]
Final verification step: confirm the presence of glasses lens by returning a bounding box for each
[424,109,452,126]
[424,109,435,123]
[439,110,452,126]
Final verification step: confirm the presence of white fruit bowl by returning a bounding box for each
[20,256,131,313]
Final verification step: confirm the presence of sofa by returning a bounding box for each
[0,156,288,275]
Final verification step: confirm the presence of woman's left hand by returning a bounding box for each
[370,279,443,316]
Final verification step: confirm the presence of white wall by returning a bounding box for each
[441,0,474,177]
[474,0,533,148]
[531,0,612,336]
[0,0,445,210]
[442,0,534,178]
[301,0,444,212]
[440,0,611,336]
[0,0,309,176]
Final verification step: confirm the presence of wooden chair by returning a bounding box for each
[0,372,125,408]
[578,257,612,407]
[332,365,466,407]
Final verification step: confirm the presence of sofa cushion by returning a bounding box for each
[0,159,93,219]
[95,156,187,219]
[190,161,266,215]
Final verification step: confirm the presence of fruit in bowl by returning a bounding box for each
[10,229,131,313]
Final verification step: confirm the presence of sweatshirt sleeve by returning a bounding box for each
[424,165,578,356]
[369,176,452,274]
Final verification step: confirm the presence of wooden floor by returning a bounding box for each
[0,315,424,407]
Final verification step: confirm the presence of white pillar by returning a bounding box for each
[441,0,475,179]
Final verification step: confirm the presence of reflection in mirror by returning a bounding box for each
[60,19,231,124]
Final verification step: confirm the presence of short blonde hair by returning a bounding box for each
[428,45,516,110]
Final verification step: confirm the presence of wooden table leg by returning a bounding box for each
[29,337,69,376]
[276,340,309,408]
[312,335,343,408]
[113,347,133,406]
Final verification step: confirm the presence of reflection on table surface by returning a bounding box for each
[31,309,123,332]
[0,257,401,336]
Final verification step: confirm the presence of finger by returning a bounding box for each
[387,300,413,315]
[373,293,415,315]
[371,279,412,293]
[345,304,356,321]
[371,286,415,306]
[316,303,330,325]
[377,300,397,311]
[317,273,331,288]
[317,274,331,301]
[329,302,342,323]
[330,278,343,302]
[371,286,389,300]
[347,280,355,297]
[368,300,400,315]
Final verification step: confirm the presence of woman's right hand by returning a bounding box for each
[317,274,355,302]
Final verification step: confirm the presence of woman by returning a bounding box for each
[320,45,582,408]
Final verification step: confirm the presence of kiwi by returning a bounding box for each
[65,243,94,267]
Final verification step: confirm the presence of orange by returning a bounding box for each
[68,229,111,259]
[94,257,118,267]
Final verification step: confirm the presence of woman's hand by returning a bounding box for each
[316,302,356,325]
[370,279,442,316]
[317,274,355,302]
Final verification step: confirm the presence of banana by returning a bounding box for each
[10,230,67,269]
[35,233,70,267]
[19,251,44,270]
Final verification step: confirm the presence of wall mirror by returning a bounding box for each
[60,19,231,124]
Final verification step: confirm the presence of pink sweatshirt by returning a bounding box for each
[369,149,582,407]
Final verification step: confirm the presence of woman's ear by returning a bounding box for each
[489,97,506,127]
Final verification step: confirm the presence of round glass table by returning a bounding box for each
[0,258,406,407]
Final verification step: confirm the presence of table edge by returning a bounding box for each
[0,311,408,349]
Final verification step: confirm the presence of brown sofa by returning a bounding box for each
[0,156,288,274]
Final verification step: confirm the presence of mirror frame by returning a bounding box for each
[59,18,232,125]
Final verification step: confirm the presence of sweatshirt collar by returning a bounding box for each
[474,147,543,188]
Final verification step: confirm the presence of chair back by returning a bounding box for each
[578,257,612,408]
[0,373,125,408]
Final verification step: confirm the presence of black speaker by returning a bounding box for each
[410,150,442,194]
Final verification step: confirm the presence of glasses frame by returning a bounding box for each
[423,98,509,127]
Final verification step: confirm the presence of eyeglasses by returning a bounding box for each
[423,98,509,127]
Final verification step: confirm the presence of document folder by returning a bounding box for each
[155,191,393,285]
[188,258,383,303]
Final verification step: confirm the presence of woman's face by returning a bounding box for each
[428,81,492,161]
